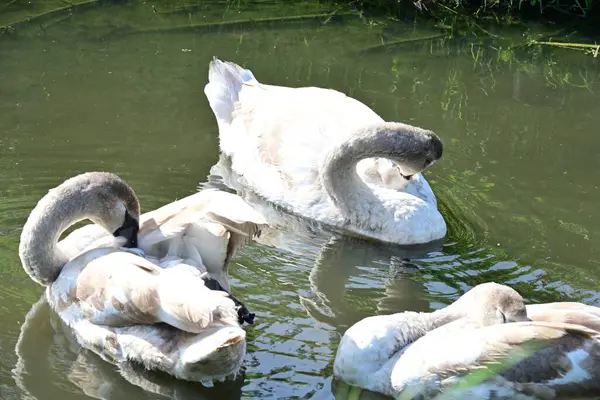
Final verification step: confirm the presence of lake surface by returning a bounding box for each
[1,1,600,398]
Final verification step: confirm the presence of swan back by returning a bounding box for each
[135,188,267,288]
[204,59,388,206]
[526,302,600,332]
[389,322,600,399]
[46,246,248,383]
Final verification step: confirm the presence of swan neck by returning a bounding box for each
[320,123,432,222]
[19,188,92,286]
[424,306,464,330]
[389,309,459,344]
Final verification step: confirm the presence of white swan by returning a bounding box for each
[333,282,600,399]
[18,172,262,384]
[203,58,447,245]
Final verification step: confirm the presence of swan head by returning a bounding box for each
[452,282,530,326]
[74,172,141,248]
[389,125,443,181]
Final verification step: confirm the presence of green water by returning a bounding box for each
[1,1,600,399]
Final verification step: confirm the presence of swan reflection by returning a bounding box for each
[13,294,245,400]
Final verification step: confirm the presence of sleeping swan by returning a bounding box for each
[333,282,600,399]
[203,57,446,245]
[18,172,258,384]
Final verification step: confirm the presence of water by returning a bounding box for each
[1,1,600,398]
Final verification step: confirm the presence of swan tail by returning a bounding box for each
[179,325,246,367]
[156,265,239,333]
[204,57,256,126]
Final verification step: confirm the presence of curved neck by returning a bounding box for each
[19,188,94,286]
[320,123,428,223]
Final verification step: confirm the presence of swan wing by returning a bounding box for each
[391,322,599,398]
[138,189,265,274]
[57,189,264,277]
[49,248,239,333]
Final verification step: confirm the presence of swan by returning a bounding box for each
[333,282,600,399]
[203,58,447,245]
[18,172,261,384]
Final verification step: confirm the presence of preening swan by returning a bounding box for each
[56,182,267,293]
[18,172,263,384]
[204,57,446,245]
[333,282,600,399]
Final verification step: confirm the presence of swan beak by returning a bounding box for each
[113,212,139,248]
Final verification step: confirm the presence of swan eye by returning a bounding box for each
[424,159,432,167]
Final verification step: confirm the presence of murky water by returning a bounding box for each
[2,1,600,398]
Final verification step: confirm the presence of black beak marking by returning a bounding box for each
[113,212,139,248]
[400,173,413,180]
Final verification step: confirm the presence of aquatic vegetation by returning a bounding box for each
[339,0,596,20]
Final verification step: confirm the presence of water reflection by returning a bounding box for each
[304,236,434,329]
[207,154,444,326]
[12,295,245,400]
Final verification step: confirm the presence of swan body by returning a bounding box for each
[333,282,600,399]
[204,58,446,245]
[13,294,245,400]
[18,172,261,383]
[51,247,246,384]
